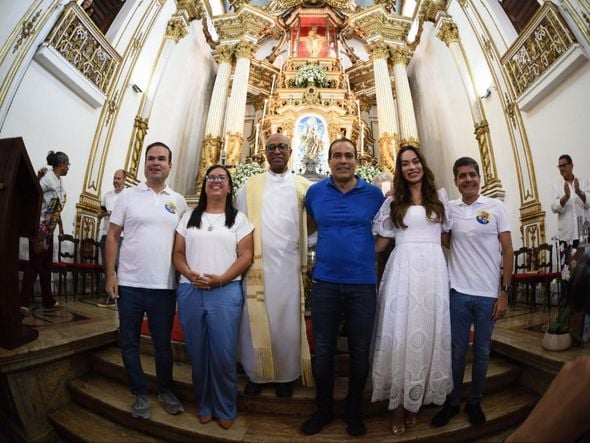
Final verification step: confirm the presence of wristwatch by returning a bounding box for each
[501,284,512,293]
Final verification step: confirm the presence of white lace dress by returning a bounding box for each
[371,189,453,412]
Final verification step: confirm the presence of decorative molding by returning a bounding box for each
[12,9,42,54]
[213,5,275,43]
[368,42,391,61]
[213,45,234,64]
[44,1,121,93]
[165,16,189,42]
[390,45,412,66]
[378,132,399,173]
[128,116,150,179]
[195,135,222,193]
[501,2,581,100]
[349,5,412,45]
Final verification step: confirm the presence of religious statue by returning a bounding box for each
[301,120,323,160]
[301,26,325,58]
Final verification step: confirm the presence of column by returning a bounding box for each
[391,46,420,148]
[126,14,191,181]
[223,40,257,166]
[195,45,234,191]
[436,18,504,198]
[371,42,399,173]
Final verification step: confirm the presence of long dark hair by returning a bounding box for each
[187,164,237,229]
[390,146,444,229]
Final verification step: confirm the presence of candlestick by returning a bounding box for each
[346,74,351,94]
[261,98,268,124]
[254,122,260,155]
[356,99,361,121]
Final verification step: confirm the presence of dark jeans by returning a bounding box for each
[447,289,496,405]
[311,280,376,418]
[20,235,56,307]
[118,286,176,396]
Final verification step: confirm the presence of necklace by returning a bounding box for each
[203,213,224,231]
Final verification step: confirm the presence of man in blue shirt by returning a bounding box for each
[301,138,384,437]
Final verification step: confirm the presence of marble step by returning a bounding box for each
[49,404,159,443]
[66,374,537,443]
[91,346,521,417]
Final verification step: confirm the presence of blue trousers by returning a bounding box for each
[118,286,176,396]
[447,289,496,405]
[177,281,242,420]
[311,281,376,418]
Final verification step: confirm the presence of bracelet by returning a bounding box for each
[501,284,512,293]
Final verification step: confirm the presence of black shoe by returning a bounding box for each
[465,402,486,426]
[431,403,460,427]
[244,381,263,396]
[344,415,367,437]
[300,411,333,435]
[275,382,293,398]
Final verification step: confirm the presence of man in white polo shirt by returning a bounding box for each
[97,169,126,307]
[106,142,188,420]
[432,156,513,428]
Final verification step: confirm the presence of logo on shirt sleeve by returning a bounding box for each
[476,210,491,225]
[164,202,177,214]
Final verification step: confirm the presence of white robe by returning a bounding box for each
[237,171,302,383]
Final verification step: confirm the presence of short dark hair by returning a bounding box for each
[328,137,356,159]
[453,157,480,178]
[46,150,69,167]
[145,142,172,163]
[559,154,572,164]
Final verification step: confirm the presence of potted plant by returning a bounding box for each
[542,305,581,351]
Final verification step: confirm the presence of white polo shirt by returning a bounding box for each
[100,188,124,237]
[448,195,511,299]
[176,210,254,284]
[109,182,188,289]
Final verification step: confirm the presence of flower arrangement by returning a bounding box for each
[295,65,329,88]
[231,162,265,192]
[356,163,382,183]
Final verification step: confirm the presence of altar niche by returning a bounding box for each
[293,114,330,179]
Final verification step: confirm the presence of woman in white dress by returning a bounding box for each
[371,146,453,435]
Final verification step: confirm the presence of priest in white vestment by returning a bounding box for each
[237,133,313,397]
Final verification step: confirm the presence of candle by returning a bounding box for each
[271,74,277,96]
[254,122,260,154]
[261,98,268,123]
[360,121,365,156]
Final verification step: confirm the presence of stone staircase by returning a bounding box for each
[49,343,538,442]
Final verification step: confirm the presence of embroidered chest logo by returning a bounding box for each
[476,210,491,225]
[164,202,177,214]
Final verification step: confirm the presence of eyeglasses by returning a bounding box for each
[206,174,228,182]
[557,162,571,169]
[265,143,290,153]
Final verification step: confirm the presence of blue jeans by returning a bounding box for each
[447,289,496,405]
[177,281,242,420]
[311,281,376,418]
[118,286,176,396]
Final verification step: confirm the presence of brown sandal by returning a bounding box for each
[198,415,212,424]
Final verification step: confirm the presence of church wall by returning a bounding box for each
[408,24,482,198]
[519,61,590,243]
[0,0,37,47]
[0,58,100,238]
[148,19,217,195]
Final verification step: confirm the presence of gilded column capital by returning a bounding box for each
[176,0,204,21]
[253,96,266,112]
[435,18,460,46]
[390,46,412,66]
[214,45,234,64]
[235,40,257,59]
[165,16,189,43]
[369,42,390,62]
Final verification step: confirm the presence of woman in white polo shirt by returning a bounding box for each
[173,164,254,430]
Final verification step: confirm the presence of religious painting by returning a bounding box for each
[293,115,329,175]
[290,16,337,58]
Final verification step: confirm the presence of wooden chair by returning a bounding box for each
[77,238,103,298]
[52,234,79,301]
[511,246,533,309]
[529,243,561,312]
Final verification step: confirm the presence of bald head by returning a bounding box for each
[265,133,292,173]
[113,169,126,192]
